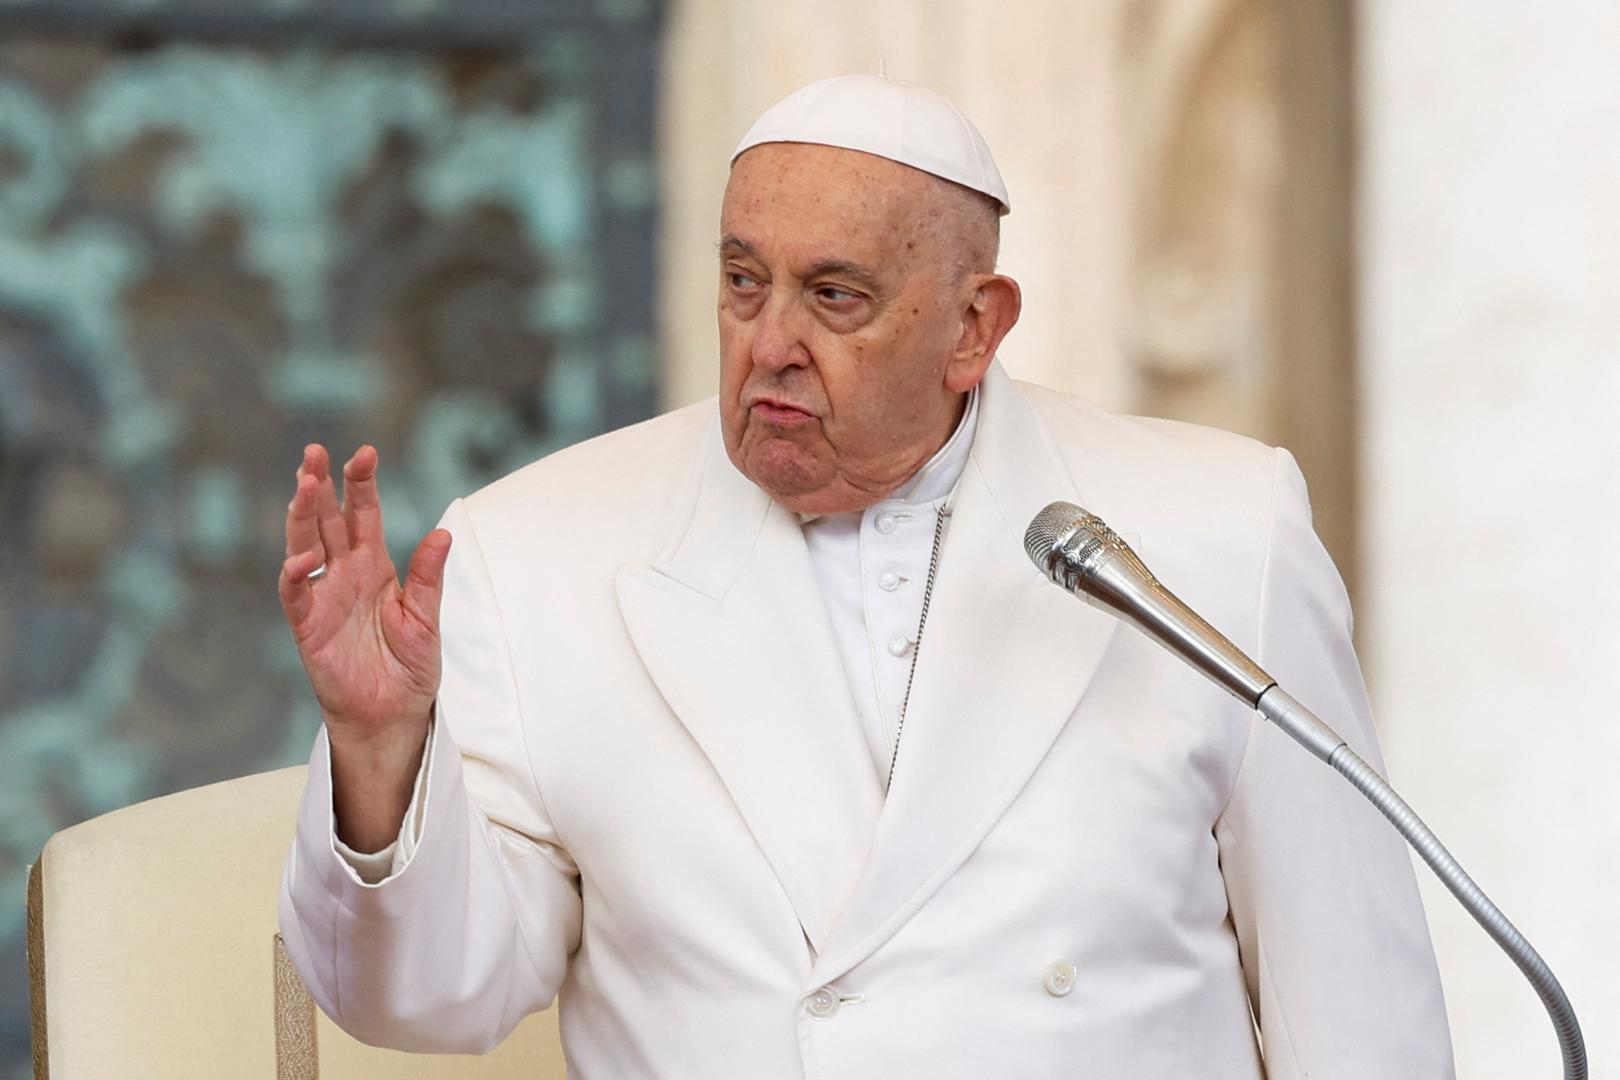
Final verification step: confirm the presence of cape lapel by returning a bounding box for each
[614,417,883,954]
[809,363,1120,987]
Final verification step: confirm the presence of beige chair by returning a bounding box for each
[25,766,565,1079]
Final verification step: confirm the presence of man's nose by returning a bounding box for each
[750,293,812,372]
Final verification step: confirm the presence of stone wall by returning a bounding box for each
[1359,1,1620,1071]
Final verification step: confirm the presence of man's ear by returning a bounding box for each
[945,274,1022,393]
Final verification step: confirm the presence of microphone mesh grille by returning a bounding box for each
[1023,501,1087,574]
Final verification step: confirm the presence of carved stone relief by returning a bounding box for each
[1120,0,1357,591]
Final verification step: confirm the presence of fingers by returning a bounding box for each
[286,454,323,563]
[278,549,324,627]
[400,529,453,634]
[307,445,351,562]
[341,444,385,551]
[286,474,322,559]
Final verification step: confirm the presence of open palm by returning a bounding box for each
[278,444,451,746]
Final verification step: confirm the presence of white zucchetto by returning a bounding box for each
[732,74,1011,215]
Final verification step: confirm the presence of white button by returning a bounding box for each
[887,634,912,657]
[874,511,898,534]
[805,986,840,1019]
[878,570,901,591]
[1043,959,1077,997]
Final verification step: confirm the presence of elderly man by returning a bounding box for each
[278,76,1453,1078]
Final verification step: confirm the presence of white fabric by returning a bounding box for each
[282,363,1454,1077]
[732,74,1011,213]
[335,390,980,879]
[802,387,978,784]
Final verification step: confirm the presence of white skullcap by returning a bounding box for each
[732,74,1010,215]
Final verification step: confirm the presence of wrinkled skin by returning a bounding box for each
[278,443,448,850]
[718,142,1021,516]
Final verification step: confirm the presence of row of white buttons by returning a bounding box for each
[804,961,1077,1020]
[868,510,915,669]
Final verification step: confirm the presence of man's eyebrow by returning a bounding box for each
[805,259,885,295]
[719,236,885,295]
[718,234,761,261]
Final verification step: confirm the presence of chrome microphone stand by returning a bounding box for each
[1025,501,1587,1080]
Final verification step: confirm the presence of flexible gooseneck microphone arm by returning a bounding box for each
[1024,501,1586,1080]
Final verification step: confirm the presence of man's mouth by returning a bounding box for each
[749,398,816,425]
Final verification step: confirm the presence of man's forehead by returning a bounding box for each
[721,142,998,282]
[728,141,933,196]
[720,149,931,268]
[722,143,944,234]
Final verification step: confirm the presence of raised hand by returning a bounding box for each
[278,444,451,851]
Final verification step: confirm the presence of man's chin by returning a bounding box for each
[726,431,888,515]
[743,441,818,491]
[726,437,830,508]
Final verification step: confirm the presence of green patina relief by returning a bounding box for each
[0,9,662,1062]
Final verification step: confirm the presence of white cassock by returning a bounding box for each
[280,362,1455,1078]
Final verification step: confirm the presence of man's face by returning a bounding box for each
[718,143,982,516]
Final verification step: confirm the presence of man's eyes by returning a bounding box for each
[724,271,863,307]
[815,285,863,304]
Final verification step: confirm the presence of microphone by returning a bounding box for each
[1022,500,1587,1077]
[1023,502,1273,708]
[1024,501,1350,761]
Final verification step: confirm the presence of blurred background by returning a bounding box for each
[1,0,1614,1076]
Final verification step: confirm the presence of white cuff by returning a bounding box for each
[331,715,437,885]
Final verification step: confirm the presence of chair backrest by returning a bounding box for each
[26,765,566,1079]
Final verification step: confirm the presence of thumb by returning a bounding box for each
[401,528,453,632]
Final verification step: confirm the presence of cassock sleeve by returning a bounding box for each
[1215,448,1455,1079]
[330,715,434,883]
[279,496,583,1053]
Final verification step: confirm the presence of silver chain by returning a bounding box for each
[886,505,949,790]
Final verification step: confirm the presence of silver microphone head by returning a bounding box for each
[1023,501,1156,592]
[1023,501,1086,581]
[1023,500,1273,706]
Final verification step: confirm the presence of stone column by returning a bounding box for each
[1359,2,1620,1073]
